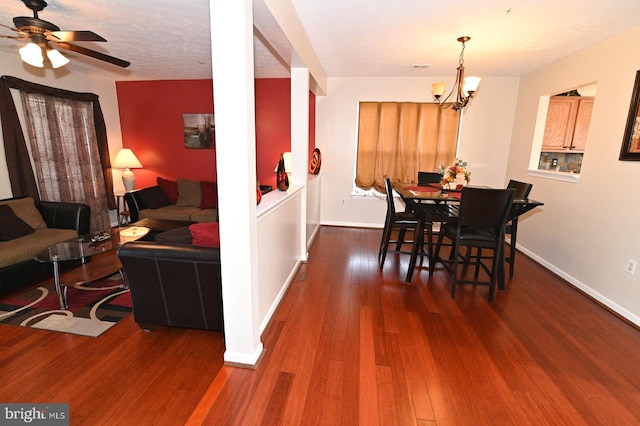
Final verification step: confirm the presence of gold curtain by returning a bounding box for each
[355,102,460,193]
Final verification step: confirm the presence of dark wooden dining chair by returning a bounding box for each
[434,187,515,301]
[464,179,534,279]
[505,180,533,277]
[378,177,421,269]
[407,201,459,280]
[417,171,442,186]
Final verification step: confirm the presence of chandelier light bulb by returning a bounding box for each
[463,76,481,96]
[431,82,446,99]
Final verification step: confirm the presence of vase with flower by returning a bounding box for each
[439,159,471,191]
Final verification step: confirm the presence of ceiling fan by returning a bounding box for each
[0,0,130,68]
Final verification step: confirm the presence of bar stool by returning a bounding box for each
[378,177,421,269]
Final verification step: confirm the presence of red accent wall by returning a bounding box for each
[116,80,217,189]
[116,78,315,190]
[254,80,317,188]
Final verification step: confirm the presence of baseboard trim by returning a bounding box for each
[223,344,265,368]
[259,259,303,335]
[517,244,640,328]
[321,220,383,229]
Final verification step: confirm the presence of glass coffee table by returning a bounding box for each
[34,226,149,309]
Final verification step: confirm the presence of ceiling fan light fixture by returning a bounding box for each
[46,48,69,68]
[7,0,130,69]
[19,42,43,68]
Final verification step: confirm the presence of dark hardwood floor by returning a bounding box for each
[2,226,640,425]
[0,290,225,425]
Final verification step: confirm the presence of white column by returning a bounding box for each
[291,67,310,260]
[210,0,263,365]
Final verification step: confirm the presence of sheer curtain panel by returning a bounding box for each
[21,93,111,232]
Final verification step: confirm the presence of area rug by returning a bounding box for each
[0,274,132,338]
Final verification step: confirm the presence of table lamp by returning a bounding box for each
[113,148,143,192]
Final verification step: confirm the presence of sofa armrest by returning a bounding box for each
[117,241,219,262]
[124,186,159,222]
[36,200,90,235]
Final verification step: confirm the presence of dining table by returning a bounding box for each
[392,181,544,288]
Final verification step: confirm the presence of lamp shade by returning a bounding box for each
[46,49,69,69]
[19,42,43,68]
[463,76,481,95]
[431,82,446,98]
[112,148,143,169]
[113,148,142,192]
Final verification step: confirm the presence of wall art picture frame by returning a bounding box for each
[183,113,215,149]
[619,70,640,161]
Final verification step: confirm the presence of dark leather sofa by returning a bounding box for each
[124,185,217,223]
[0,197,90,296]
[116,241,223,332]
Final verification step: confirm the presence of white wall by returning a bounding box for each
[0,51,124,223]
[506,26,640,325]
[316,76,519,228]
[306,174,321,248]
[257,186,303,331]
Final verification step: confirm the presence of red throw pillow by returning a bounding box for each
[157,177,179,204]
[200,181,218,209]
[189,222,220,247]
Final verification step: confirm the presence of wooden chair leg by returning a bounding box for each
[379,223,393,269]
[396,229,407,251]
[461,247,474,276]
[474,248,482,280]
[432,229,448,275]
[508,220,519,278]
[489,253,502,302]
[497,243,507,292]
[406,220,426,282]
[450,241,460,299]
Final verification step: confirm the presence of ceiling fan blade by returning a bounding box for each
[56,42,130,68]
[0,35,26,40]
[0,22,24,34]
[48,30,106,42]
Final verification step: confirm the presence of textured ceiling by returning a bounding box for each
[0,0,639,82]
[292,0,640,78]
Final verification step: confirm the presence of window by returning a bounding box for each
[0,76,116,232]
[354,102,460,194]
[529,83,597,181]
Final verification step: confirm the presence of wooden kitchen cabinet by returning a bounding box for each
[541,96,594,152]
[570,98,594,151]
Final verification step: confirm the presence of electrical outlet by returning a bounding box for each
[340,198,345,205]
[626,259,637,275]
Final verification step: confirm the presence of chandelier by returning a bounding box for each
[432,36,481,111]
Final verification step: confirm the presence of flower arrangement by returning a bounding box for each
[439,159,471,190]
